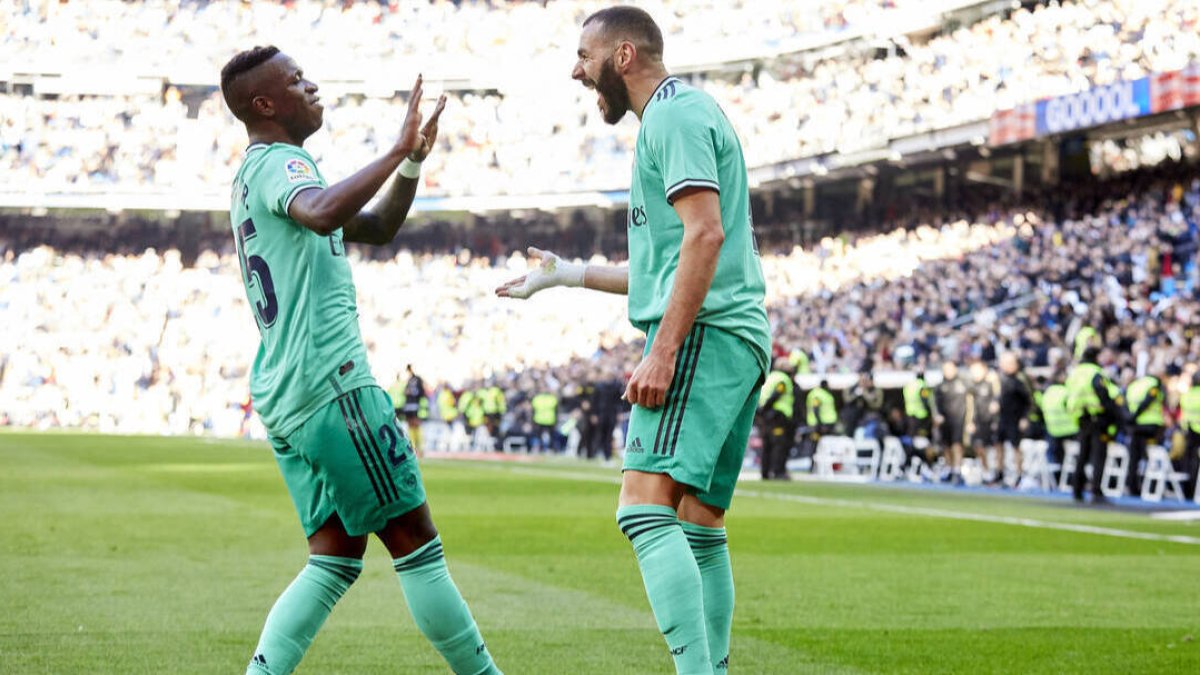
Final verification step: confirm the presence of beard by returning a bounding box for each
[595,56,631,125]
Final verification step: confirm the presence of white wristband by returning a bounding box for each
[557,260,586,288]
[398,157,422,179]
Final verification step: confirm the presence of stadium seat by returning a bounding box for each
[564,428,582,458]
[853,437,882,479]
[1058,441,1081,493]
[960,458,983,487]
[813,436,857,478]
[1139,446,1188,502]
[878,437,906,482]
[1018,439,1057,491]
[430,422,471,453]
[1100,443,1130,499]
[470,426,495,453]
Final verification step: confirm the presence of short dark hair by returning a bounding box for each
[220,45,280,115]
[583,6,664,62]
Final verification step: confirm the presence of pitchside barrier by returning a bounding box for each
[808,435,1197,503]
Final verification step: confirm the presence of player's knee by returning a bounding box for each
[302,556,363,607]
[312,556,364,587]
[378,503,439,558]
[614,508,632,541]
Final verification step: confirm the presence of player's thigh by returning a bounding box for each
[695,371,762,511]
[619,470,687,508]
[270,434,337,539]
[623,324,763,509]
[308,513,369,558]
[289,386,427,537]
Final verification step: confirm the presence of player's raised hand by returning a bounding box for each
[395,75,425,158]
[495,247,585,299]
[409,94,447,162]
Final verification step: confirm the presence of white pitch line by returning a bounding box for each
[1150,510,1200,522]
[486,464,1200,546]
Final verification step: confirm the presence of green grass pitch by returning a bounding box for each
[1,431,1198,673]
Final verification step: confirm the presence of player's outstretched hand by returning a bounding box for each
[395,75,426,158]
[410,93,447,162]
[495,247,585,299]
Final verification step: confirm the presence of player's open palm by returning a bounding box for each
[396,75,426,158]
[410,93,447,162]
[495,247,581,299]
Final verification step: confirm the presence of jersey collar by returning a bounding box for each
[644,75,682,112]
[244,142,269,156]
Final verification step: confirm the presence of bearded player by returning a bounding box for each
[221,46,501,675]
[497,7,770,673]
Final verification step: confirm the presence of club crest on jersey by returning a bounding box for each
[285,158,316,183]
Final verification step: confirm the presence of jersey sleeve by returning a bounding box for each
[257,146,327,219]
[644,99,721,204]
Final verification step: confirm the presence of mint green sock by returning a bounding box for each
[246,555,362,675]
[682,521,733,672]
[617,505,712,675]
[393,536,501,675]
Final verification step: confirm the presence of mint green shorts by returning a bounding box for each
[269,386,426,537]
[623,323,765,510]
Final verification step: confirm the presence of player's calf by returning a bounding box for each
[680,495,733,672]
[382,507,502,675]
[617,503,713,674]
[246,555,363,675]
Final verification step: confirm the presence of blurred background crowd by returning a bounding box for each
[4,0,1200,498]
[4,163,1199,441]
[4,0,1199,197]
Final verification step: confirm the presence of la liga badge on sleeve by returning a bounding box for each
[285,158,316,183]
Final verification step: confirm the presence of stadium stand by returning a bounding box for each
[3,162,1198,425]
[4,0,1200,500]
[5,1,1199,203]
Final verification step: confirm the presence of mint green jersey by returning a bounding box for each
[628,77,771,373]
[230,143,376,437]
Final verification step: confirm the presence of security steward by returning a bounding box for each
[758,356,796,480]
[806,378,838,445]
[1180,371,1200,500]
[1125,372,1165,496]
[903,372,935,469]
[458,386,487,434]
[438,385,458,427]
[531,387,560,453]
[1040,375,1079,483]
[481,380,506,444]
[1066,347,1126,504]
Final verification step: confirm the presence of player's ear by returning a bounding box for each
[251,95,275,118]
[615,40,635,72]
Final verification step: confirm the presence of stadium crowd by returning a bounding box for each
[2,0,892,78]
[4,160,1200,495]
[5,0,1200,197]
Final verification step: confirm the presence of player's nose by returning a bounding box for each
[570,62,585,82]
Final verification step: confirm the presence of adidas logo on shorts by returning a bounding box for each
[625,437,645,453]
